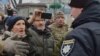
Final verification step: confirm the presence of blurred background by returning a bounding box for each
[0,0,74,27]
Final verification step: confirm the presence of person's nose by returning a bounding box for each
[20,24,25,29]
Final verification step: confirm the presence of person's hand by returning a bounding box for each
[3,38,29,56]
[3,31,30,56]
[33,9,43,16]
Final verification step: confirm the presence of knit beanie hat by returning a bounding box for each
[69,0,90,8]
[55,11,64,19]
[5,16,27,31]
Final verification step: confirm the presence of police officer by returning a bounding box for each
[61,0,100,56]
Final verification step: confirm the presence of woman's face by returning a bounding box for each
[11,20,26,37]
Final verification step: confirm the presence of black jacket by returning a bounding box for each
[7,9,13,16]
[61,0,100,56]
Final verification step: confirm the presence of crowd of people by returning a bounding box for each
[0,4,69,56]
[0,0,100,56]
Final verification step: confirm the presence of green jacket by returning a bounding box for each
[49,23,69,56]
[28,27,54,56]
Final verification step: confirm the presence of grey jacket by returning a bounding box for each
[2,31,35,56]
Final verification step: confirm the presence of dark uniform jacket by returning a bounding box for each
[61,0,100,56]
[29,26,54,56]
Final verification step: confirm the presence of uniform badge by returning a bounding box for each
[61,39,75,56]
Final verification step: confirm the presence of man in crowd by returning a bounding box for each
[6,4,14,16]
[29,9,54,56]
[49,11,69,56]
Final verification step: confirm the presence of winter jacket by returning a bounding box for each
[2,31,35,56]
[61,0,100,56]
[28,26,54,56]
